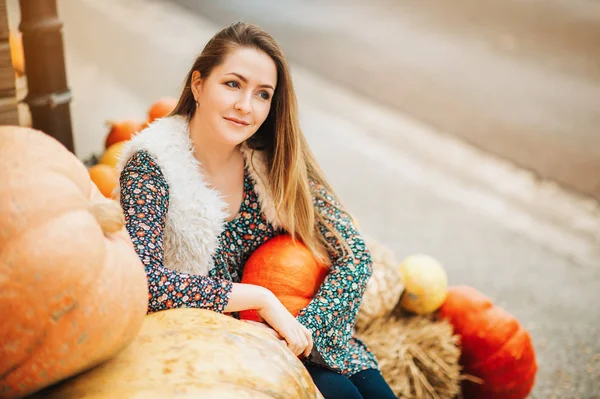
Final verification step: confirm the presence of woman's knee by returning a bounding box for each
[305,364,363,399]
[349,368,397,399]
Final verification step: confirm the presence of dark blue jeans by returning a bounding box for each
[305,364,398,399]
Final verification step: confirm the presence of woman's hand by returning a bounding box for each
[242,319,284,341]
[257,293,314,358]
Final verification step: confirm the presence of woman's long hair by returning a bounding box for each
[171,22,350,265]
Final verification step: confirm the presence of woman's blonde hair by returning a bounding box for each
[171,22,350,265]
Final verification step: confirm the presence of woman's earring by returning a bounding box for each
[195,100,199,108]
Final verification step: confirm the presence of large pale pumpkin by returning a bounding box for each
[438,286,537,399]
[0,126,148,399]
[29,309,324,399]
[239,235,329,322]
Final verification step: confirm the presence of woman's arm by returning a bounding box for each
[120,150,235,313]
[296,180,374,370]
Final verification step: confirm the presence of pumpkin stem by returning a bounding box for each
[89,200,125,234]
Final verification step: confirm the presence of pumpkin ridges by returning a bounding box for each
[439,286,494,327]
[27,309,323,399]
[467,327,537,388]
[0,126,148,398]
[457,306,521,367]
[1,220,147,395]
[0,212,108,380]
[240,235,328,320]
[1,176,124,249]
[80,236,148,355]
[438,286,537,399]
[439,287,519,366]
[0,127,91,192]
[0,182,90,244]
[244,264,326,299]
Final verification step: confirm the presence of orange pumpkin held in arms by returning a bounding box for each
[438,286,537,399]
[239,235,329,322]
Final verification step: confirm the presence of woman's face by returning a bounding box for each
[191,47,277,147]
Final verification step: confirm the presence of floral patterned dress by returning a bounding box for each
[119,150,379,376]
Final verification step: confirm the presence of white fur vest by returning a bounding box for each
[115,115,282,276]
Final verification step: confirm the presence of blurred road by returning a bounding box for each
[172,0,600,201]
[11,0,597,397]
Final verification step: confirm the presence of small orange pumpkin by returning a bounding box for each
[438,286,537,399]
[239,235,329,322]
[98,141,128,169]
[89,164,119,199]
[9,30,25,77]
[104,120,143,149]
[0,126,148,399]
[147,97,178,124]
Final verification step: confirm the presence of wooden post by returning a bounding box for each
[19,0,74,152]
[0,0,19,125]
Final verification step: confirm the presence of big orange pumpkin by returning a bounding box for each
[147,97,178,124]
[0,126,149,399]
[28,309,324,399]
[239,235,329,322]
[438,286,537,399]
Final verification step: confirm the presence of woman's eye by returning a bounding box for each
[226,81,240,88]
[258,91,270,100]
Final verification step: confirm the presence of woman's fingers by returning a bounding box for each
[244,319,312,358]
[294,331,306,356]
[298,331,308,355]
[294,327,309,357]
[303,327,314,358]
[272,328,284,340]
[284,329,303,356]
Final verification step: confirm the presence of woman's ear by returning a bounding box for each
[191,71,203,99]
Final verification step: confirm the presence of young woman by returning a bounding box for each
[116,22,397,399]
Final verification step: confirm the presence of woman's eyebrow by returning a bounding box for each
[226,72,274,91]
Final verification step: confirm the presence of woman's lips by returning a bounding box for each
[224,117,249,126]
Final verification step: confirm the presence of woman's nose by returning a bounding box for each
[235,93,252,114]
